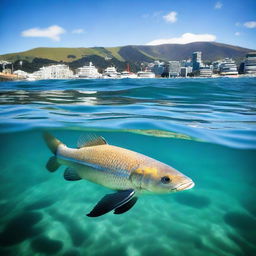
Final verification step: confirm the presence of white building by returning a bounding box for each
[77,62,101,78]
[219,58,238,76]
[102,66,119,78]
[244,52,256,75]
[199,67,213,77]
[137,70,155,78]
[13,70,28,78]
[34,64,73,80]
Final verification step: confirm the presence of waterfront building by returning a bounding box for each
[13,70,28,78]
[137,70,155,78]
[102,66,119,78]
[199,67,213,77]
[168,61,181,77]
[34,64,74,79]
[192,51,202,71]
[120,71,137,78]
[77,62,101,78]
[244,52,256,75]
[219,58,238,76]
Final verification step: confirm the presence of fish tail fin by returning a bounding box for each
[43,132,63,155]
[43,132,64,172]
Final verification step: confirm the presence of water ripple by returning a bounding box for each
[0,78,256,148]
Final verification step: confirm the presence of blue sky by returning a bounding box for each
[0,0,256,54]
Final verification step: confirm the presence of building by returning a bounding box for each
[102,66,119,78]
[192,52,202,71]
[219,58,238,76]
[199,67,213,77]
[168,61,181,77]
[34,64,74,79]
[13,70,28,78]
[137,70,155,78]
[76,62,101,78]
[244,52,256,75]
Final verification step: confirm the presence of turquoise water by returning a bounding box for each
[0,78,255,256]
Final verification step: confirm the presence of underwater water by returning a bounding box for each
[0,78,255,256]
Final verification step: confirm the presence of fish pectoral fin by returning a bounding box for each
[46,156,60,172]
[114,197,138,214]
[77,134,107,148]
[86,189,135,217]
[64,168,82,181]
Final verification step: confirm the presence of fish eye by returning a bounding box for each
[161,176,171,184]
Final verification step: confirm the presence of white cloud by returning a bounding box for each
[214,1,223,9]
[234,32,240,36]
[21,25,65,41]
[72,28,84,34]
[163,11,177,23]
[146,33,216,45]
[244,21,256,28]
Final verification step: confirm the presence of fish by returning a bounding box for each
[43,132,195,217]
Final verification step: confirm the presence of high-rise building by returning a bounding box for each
[192,51,202,71]
[244,52,256,75]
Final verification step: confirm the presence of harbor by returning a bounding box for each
[1,51,255,81]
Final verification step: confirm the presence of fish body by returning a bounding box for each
[44,133,194,217]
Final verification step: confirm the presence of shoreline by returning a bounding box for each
[0,74,255,82]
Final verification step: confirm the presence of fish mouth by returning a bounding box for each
[174,181,195,191]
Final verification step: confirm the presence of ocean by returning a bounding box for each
[0,78,255,256]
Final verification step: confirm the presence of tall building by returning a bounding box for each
[244,52,256,75]
[192,51,202,71]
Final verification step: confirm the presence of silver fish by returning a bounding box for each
[44,132,194,217]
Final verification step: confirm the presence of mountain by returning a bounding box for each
[0,42,254,72]
[136,42,253,62]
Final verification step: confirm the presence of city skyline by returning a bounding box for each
[0,0,256,55]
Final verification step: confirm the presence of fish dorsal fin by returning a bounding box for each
[77,134,107,148]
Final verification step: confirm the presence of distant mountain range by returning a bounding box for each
[0,42,254,73]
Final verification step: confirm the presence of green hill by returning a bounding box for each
[0,42,254,73]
